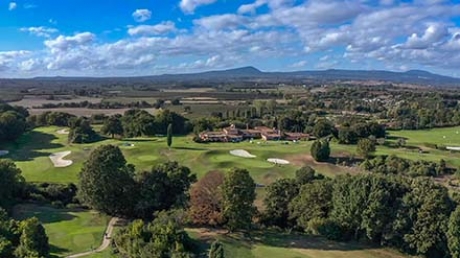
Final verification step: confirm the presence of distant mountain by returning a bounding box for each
[12,66,460,87]
[145,67,460,86]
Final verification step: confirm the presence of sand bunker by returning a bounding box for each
[267,158,290,165]
[0,150,9,156]
[56,129,69,135]
[447,146,460,151]
[49,151,73,167]
[229,149,256,158]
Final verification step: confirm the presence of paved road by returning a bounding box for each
[66,217,118,258]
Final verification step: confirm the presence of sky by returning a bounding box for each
[1,0,460,78]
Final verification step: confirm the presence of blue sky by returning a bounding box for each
[1,0,460,77]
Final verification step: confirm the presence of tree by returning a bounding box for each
[289,180,333,230]
[313,119,334,138]
[448,206,460,258]
[310,140,330,162]
[68,117,99,143]
[101,115,123,138]
[209,240,225,258]
[14,217,49,258]
[295,166,323,185]
[357,138,376,158]
[189,171,224,226]
[167,123,173,148]
[136,162,196,219]
[0,160,24,209]
[262,178,298,228]
[78,145,137,216]
[221,168,256,232]
[113,210,194,258]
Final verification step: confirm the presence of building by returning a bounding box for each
[199,124,310,143]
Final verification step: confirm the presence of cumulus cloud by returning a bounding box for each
[3,0,460,76]
[128,22,177,36]
[180,0,217,14]
[20,26,58,38]
[132,9,152,22]
[8,2,17,10]
[238,0,266,14]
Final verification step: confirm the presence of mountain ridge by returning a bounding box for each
[21,66,460,86]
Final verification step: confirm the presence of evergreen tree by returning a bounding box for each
[310,140,330,162]
[167,123,173,148]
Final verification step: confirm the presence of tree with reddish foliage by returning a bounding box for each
[189,171,225,226]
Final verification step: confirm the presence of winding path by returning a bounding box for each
[66,217,119,258]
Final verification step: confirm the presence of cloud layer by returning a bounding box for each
[3,0,460,77]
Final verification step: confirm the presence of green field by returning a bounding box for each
[186,228,409,258]
[13,204,110,257]
[0,126,356,184]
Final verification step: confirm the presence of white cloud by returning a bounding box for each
[290,60,307,68]
[180,0,217,14]
[238,0,266,14]
[8,2,17,11]
[128,22,177,36]
[403,23,449,49]
[193,14,247,30]
[20,26,58,38]
[132,9,152,22]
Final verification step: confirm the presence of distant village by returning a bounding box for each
[199,124,314,143]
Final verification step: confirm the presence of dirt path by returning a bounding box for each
[66,217,118,258]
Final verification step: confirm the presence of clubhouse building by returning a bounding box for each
[199,124,312,142]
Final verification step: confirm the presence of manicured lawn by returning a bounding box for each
[0,126,353,184]
[13,204,110,257]
[388,126,460,146]
[187,228,409,258]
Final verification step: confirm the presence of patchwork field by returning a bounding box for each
[13,204,110,257]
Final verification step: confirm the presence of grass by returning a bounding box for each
[12,204,110,257]
[0,126,353,184]
[187,228,409,258]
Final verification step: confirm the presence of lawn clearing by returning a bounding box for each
[12,204,110,257]
[187,228,409,258]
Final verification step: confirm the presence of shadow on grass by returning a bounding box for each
[250,230,369,251]
[386,136,408,141]
[50,244,70,256]
[122,138,159,142]
[174,146,209,151]
[12,204,77,224]
[4,130,64,161]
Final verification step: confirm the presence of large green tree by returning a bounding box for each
[113,210,193,258]
[357,138,376,158]
[14,217,49,258]
[136,162,196,219]
[312,119,334,138]
[289,180,333,230]
[101,115,123,138]
[0,160,24,209]
[262,178,298,228]
[78,145,137,216]
[221,168,256,232]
